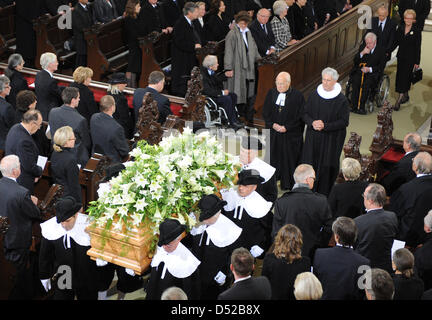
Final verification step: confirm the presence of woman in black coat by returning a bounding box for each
[124,0,147,88]
[4,53,29,108]
[262,224,311,300]
[392,248,425,300]
[69,66,99,125]
[107,73,135,140]
[206,0,231,41]
[392,9,421,110]
[51,125,82,203]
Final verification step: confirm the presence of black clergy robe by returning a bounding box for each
[191,213,243,300]
[39,214,99,300]
[262,87,305,190]
[301,83,350,196]
[221,190,273,259]
[145,242,201,300]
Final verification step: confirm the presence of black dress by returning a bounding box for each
[69,82,99,125]
[206,13,230,42]
[124,15,148,74]
[109,92,135,139]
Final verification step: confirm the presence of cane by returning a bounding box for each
[357,62,367,110]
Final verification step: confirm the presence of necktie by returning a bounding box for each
[262,24,268,35]
[379,22,383,32]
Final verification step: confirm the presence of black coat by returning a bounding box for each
[124,15,148,73]
[249,18,276,57]
[0,96,15,149]
[0,177,41,250]
[50,147,82,203]
[72,2,94,55]
[352,43,387,76]
[139,1,167,34]
[5,123,43,194]
[0,0,14,7]
[48,105,92,167]
[328,180,368,219]
[200,66,226,98]
[90,112,130,163]
[161,0,184,28]
[272,187,333,258]
[414,234,432,290]
[133,87,172,125]
[206,13,230,42]
[34,69,64,121]
[4,68,29,108]
[69,82,99,125]
[313,246,370,300]
[218,276,272,300]
[290,3,308,40]
[192,18,207,45]
[110,92,135,139]
[113,0,127,15]
[398,0,431,30]
[380,151,418,196]
[367,17,397,58]
[354,208,398,273]
[93,0,119,23]
[392,273,424,300]
[262,254,311,300]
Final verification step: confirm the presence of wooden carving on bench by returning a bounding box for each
[196,40,225,66]
[369,100,394,157]
[136,92,164,145]
[258,52,279,67]
[162,114,185,134]
[37,184,65,221]
[0,216,9,236]
[180,66,206,123]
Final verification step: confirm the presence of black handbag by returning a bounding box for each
[411,67,423,84]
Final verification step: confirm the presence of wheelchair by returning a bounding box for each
[203,97,230,128]
[345,71,390,114]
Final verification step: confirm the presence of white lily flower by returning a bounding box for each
[134,198,148,212]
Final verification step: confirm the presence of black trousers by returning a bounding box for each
[215,92,238,124]
[351,71,379,110]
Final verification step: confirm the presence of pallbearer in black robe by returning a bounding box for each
[221,169,273,259]
[39,197,99,300]
[240,136,278,203]
[262,71,305,190]
[146,219,201,300]
[301,68,350,196]
[191,194,243,300]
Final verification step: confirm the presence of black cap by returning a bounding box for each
[55,196,82,223]
[237,169,264,186]
[108,72,128,85]
[157,219,186,246]
[198,194,227,222]
[102,163,125,182]
[241,136,264,151]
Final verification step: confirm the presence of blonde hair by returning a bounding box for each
[73,66,93,84]
[403,9,416,19]
[53,126,74,152]
[341,157,361,181]
[294,272,323,300]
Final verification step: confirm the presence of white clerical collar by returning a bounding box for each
[221,189,272,219]
[275,92,286,106]
[243,158,275,183]
[197,214,242,248]
[40,213,90,248]
[317,82,341,99]
[151,242,200,279]
[234,275,251,283]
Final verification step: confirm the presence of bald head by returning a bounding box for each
[256,8,271,24]
[403,132,422,152]
[413,152,432,175]
[0,155,21,178]
[275,72,291,93]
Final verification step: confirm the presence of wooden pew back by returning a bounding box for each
[0,4,16,57]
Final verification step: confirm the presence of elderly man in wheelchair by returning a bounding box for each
[347,32,388,115]
[200,55,244,130]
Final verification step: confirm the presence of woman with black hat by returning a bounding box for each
[145,218,201,300]
[107,72,135,139]
[191,194,243,299]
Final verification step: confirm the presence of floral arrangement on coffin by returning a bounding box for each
[87,127,241,255]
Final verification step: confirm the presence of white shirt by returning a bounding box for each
[238,26,250,48]
[378,18,386,31]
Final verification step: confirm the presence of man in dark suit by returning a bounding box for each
[133,71,172,125]
[390,152,432,248]
[381,132,421,195]
[313,217,370,300]
[5,110,44,194]
[90,95,130,163]
[0,75,14,149]
[93,0,119,23]
[354,183,398,274]
[398,0,431,31]
[35,52,64,121]
[272,164,333,259]
[140,0,172,34]
[218,247,271,300]
[367,6,397,61]
[201,55,243,130]
[170,2,201,97]
[249,8,276,57]
[414,210,432,291]
[350,32,386,114]
[48,87,92,167]
[0,155,42,299]
[162,0,185,28]
[72,0,94,68]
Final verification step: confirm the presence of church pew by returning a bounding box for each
[84,18,129,82]
[0,3,16,59]
[252,0,386,127]
[33,13,76,70]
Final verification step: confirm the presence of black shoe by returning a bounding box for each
[230,122,243,131]
[400,93,409,104]
[357,109,366,115]
[394,101,400,111]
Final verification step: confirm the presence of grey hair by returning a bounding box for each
[365,183,386,206]
[273,0,288,15]
[0,155,20,177]
[413,152,432,174]
[183,2,198,15]
[0,75,10,92]
[161,287,188,300]
[202,55,218,69]
[322,67,339,81]
[40,52,57,70]
[404,132,421,151]
[8,53,24,69]
[293,164,315,184]
[341,157,361,181]
[364,32,377,42]
[424,210,432,229]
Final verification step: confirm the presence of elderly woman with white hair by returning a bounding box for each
[301,67,350,196]
[3,53,29,108]
[328,157,368,219]
[270,0,298,53]
[34,52,64,120]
